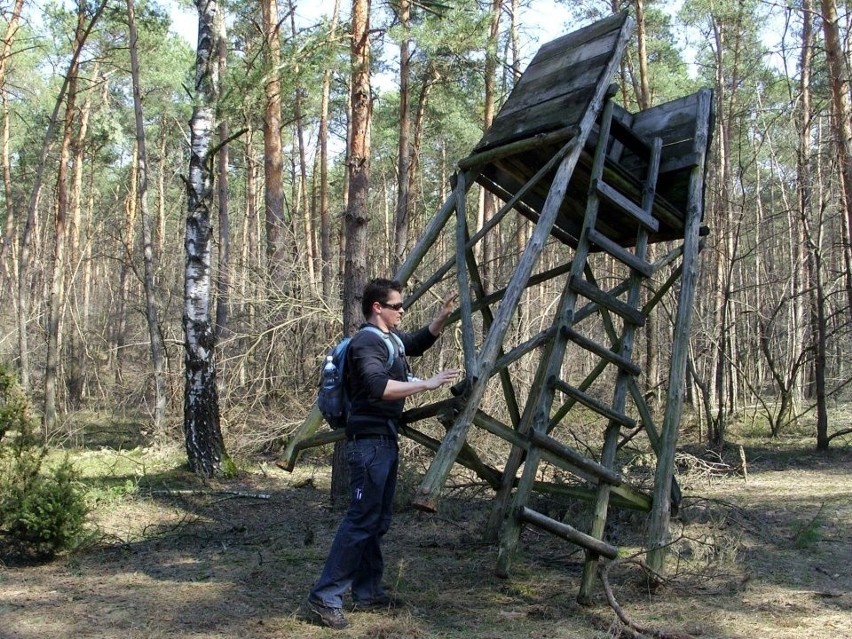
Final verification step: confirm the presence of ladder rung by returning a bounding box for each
[594,180,660,233]
[529,430,623,485]
[608,114,653,158]
[551,377,636,429]
[587,228,653,278]
[561,325,641,376]
[569,275,646,326]
[518,507,618,559]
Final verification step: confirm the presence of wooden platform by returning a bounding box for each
[462,12,712,247]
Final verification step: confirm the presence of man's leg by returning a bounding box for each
[351,439,398,604]
[310,439,394,609]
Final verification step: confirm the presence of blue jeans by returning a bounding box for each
[310,437,398,608]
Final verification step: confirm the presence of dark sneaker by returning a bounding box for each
[307,599,349,629]
[352,594,405,611]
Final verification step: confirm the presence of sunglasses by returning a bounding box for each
[379,302,405,311]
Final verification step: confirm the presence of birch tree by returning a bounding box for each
[183,0,229,476]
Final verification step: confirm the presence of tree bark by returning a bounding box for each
[183,0,229,477]
[128,0,167,431]
[44,5,86,433]
[392,0,411,274]
[65,61,97,409]
[214,5,231,341]
[261,0,286,281]
[819,0,852,319]
[16,0,106,393]
[479,0,502,290]
[318,0,341,298]
[334,0,372,504]
[0,0,24,287]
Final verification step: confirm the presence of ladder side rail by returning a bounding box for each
[578,136,662,603]
[495,99,617,576]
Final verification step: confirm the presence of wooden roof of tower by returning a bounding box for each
[463,11,713,247]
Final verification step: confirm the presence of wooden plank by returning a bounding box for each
[529,430,623,485]
[561,324,642,376]
[278,404,327,471]
[587,228,653,277]
[496,53,615,120]
[454,172,478,378]
[458,126,576,170]
[647,88,713,575]
[478,88,593,151]
[551,377,637,429]
[595,179,660,232]
[518,33,620,88]
[518,507,619,559]
[608,113,652,158]
[534,11,629,62]
[569,275,646,326]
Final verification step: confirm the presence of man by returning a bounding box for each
[307,278,460,629]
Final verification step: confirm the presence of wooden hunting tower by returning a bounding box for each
[283,11,714,602]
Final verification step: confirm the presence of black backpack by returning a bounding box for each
[317,325,404,429]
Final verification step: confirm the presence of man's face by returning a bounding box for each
[376,290,405,328]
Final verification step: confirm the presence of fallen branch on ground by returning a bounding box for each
[598,556,694,639]
[150,489,272,499]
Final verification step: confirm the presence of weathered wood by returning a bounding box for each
[646,88,713,574]
[414,132,586,513]
[578,134,661,605]
[529,430,623,485]
[551,378,637,429]
[458,127,576,170]
[472,412,650,511]
[454,172,478,378]
[561,325,641,376]
[587,228,652,277]
[594,179,660,232]
[395,170,471,286]
[496,53,617,120]
[479,88,593,150]
[518,507,619,560]
[534,11,629,62]
[400,424,503,489]
[495,98,623,570]
[569,275,646,326]
[278,404,327,471]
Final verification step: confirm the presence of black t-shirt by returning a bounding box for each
[344,323,438,437]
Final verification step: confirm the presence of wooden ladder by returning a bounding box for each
[494,97,663,603]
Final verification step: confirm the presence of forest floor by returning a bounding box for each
[1,420,851,639]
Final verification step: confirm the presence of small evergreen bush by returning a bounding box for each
[0,365,89,563]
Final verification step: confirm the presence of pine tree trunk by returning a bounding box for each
[214,7,230,341]
[45,9,84,433]
[819,0,852,318]
[128,0,167,431]
[0,0,23,288]
[392,0,411,274]
[334,0,373,504]
[317,1,339,298]
[66,61,97,408]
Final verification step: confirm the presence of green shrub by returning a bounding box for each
[0,365,89,563]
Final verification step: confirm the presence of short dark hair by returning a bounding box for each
[362,278,402,318]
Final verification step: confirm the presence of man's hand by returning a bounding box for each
[430,291,458,335]
[424,368,461,390]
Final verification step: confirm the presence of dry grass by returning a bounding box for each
[0,427,850,639]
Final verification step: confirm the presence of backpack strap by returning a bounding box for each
[360,324,403,370]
